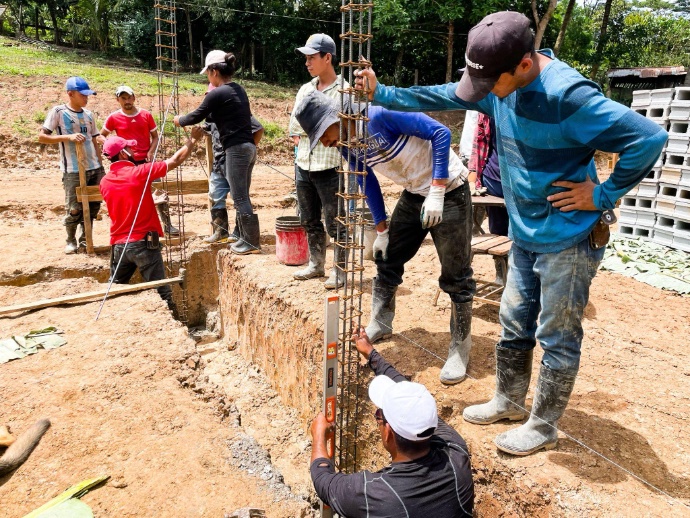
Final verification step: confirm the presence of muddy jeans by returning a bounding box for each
[499,238,606,372]
[376,183,475,303]
[208,124,231,210]
[62,167,105,225]
[296,166,341,243]
[110,239,173,305]
[225,142,257,215]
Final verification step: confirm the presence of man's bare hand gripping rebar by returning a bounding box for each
[354,67,377,101]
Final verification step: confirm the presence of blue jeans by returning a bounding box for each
[208,124,230,210]
[225,142,257,215]
[377,184,475,303]
[499,238,605,372]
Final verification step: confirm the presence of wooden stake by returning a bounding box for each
[0,277,183,316]
[76,142,94,254]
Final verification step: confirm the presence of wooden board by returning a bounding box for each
[0,277,183,316]
[471,234,500,246]
[77,179,209,203]
[472,235,511,253]
[487,240,513,257]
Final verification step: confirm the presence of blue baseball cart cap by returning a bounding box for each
[65,76,97,95]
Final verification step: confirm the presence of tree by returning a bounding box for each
[532,0,559,49]
[590,0,613,79]
[554,0,576,55]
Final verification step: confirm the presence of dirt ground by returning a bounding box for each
[1,79,689,517]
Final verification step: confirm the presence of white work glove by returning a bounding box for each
[372,228,389,261]
[469,184,487,196]
[420,184,446,228]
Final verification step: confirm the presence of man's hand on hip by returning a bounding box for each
[548,177,597,211]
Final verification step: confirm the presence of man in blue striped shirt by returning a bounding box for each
[356,11,667,456]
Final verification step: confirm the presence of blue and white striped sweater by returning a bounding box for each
[373,50,668,253]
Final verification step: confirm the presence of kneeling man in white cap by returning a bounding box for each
[309,329,474,517]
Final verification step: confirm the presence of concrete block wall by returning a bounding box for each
[619,86,690,252]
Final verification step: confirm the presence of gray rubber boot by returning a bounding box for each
[157,202,180,236]
[440,300,473,385]
[493,257,506,286]
[364,277,397,343]
[324,244,345,290]
[231,214,261,255]
[64,223,79,255]
[494,364,577,456]
[463,346,533,424]
[294,232,326,280]
[204,208,230,244]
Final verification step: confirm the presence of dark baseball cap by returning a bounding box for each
[455,11,534,102]
[296,33,337,56]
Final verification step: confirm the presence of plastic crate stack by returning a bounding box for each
[621,86,690,253]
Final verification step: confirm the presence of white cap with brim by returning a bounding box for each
[115,85,134,97]
[200,49,227,74]
[368,376,438,442]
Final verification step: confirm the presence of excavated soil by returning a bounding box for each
[0,78,688,517]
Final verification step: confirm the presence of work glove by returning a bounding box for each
[372,228,389,261]
[420,184,446,228]
[470,184,487,196]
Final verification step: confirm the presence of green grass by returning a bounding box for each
[0,35,295,100]
[259,120,287,143]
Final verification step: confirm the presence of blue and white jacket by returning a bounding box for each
[345,106,468,225]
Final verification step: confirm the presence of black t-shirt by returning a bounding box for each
[178,82,253,149]
[310,350,474,518]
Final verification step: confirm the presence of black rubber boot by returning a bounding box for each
[204,208,230,244]
[157,202,180,236]
[294,232,326,280]
[231,213,261,255]
[65,223,79,254]
[364,277,397,343]
[463,346,533,424]
[494,364,576,456]
[228,215,240,243]
[493,257,506,286]
[440,300,473,385]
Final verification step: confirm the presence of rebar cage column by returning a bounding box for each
[335,0,374,475]
[155,0,188,323]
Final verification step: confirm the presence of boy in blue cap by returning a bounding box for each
[39,77,105,254]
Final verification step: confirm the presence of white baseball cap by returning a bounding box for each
[368,376,438,442]
[200,50,227,74]
[115,85,134,97]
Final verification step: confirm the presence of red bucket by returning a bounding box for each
[275,216,309,266]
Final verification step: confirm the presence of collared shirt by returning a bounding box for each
[289,75,349,171]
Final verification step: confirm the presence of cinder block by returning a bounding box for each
[669,106,690,121]
[674,217,690,233]
[631,89,651,107]
[678,187,690,202]
[672,86,690,106]
[661,167,682,184]
[654,153,665,169]
[634,107,648,118]
[663,153,688,172]
[638,182,660,197]
[650,88,675,104]
[658,183,679,202]
[636,210,656,227]
[669,121,690,135]
[647,105,670,123]
[667,136,690,155]
[673,201,690,220]
[673,233,690,252]
[652,228,674,247]
[655,198,676,217]
[619,209,637,225]
[641,166,662,184]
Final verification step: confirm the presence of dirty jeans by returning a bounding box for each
[499,238,606,372]
[376,183,475,303]
[225,142,257,215]
[110,239,173,305]
[296,166,341,243]
[62,167,105,225]
[208,124,231,210]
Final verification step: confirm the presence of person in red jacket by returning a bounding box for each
[99,126,204,309]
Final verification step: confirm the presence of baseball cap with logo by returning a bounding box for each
[295,33,336,56]
[455,11,534,102]
[368,376,438,442]
[103,136,138,159]
[65,76,96,96]
[200,49,227,74]
[115,85,134,97]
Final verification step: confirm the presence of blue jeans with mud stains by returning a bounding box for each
[499,238,606,372]
[225,142,257,215]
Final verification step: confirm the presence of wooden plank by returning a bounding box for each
[471,195,506,207]
[487,240,513,257]
[77,179,209,203]
[471,234,500,246]
[0,277,183,316]
[76,143,94,254]
[472,236,511,253]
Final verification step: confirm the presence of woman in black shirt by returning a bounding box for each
[174,50,260,254]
